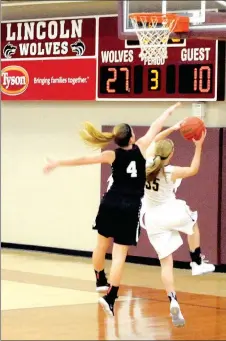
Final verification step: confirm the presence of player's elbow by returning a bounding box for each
[151,121,162,133]
[189,167,199,177]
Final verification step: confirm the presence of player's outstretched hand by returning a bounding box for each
[168,102,181,115]
[172,120,183,131]
[43,158,59,174]
[192,129,207,146]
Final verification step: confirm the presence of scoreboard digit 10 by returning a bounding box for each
[97,16,225,101]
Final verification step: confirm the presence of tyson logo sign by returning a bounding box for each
[1,65,29,96]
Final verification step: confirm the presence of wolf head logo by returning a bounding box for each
[3,42,17,59]
[70,40,86,56]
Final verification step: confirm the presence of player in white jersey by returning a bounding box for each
[142,124,215,327]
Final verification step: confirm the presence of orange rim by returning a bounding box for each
[129,12,190,33]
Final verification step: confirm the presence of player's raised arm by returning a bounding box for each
[146,121,183,158]
[153,120,183,142]
[171,130,206,180]
[136,102,181,155]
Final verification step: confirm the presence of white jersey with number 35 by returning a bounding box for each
[144,163,182,207]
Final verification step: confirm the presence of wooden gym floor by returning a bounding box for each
[2,249,226,340]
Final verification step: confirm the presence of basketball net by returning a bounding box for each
[130,14,177,65]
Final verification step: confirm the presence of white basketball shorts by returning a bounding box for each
[143,199,198,260]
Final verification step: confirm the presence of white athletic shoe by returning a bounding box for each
[99,296,115,317]
[190,255,215,276]
[170,299,185,327]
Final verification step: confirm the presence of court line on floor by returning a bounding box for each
[2,269,226,311]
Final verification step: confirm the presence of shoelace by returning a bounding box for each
[201,254,210,264]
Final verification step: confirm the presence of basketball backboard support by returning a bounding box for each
[118,0,226,40]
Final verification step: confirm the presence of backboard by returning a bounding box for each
[118,0,226,40]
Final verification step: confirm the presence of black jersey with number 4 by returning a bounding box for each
[109,144,146,197]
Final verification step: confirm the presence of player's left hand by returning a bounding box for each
[168,102,181,115]
[172,120,183,131]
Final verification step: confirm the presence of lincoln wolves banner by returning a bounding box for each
[1,17,96,59]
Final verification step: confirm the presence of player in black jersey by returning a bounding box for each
[43,102,180,316]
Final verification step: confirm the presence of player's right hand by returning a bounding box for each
[192,129,207,146]
[43,158,59,174]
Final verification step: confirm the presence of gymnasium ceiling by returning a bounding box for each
[1,0,226,21]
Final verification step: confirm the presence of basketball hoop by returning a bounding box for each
[129,13,189,65]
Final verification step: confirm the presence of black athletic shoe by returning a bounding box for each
[99,295,117,317]
[96,279,110,292]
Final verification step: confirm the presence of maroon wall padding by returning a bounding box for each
[221,129,226,264]
[101,126,220,264]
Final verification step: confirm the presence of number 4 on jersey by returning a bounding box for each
[126,161,137,178]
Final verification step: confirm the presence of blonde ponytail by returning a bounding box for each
[146,139,174,182]
[79,121,114,149]
[146,156,163,182]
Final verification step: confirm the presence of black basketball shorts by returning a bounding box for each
[92,191,142,246]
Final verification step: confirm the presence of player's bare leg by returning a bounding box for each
[99,243,128,316]
[93,233,111,292]
[160,254,185,327]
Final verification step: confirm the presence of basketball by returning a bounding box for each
[180,117,205,141]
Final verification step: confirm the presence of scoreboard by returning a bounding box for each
[98,17,224,101]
